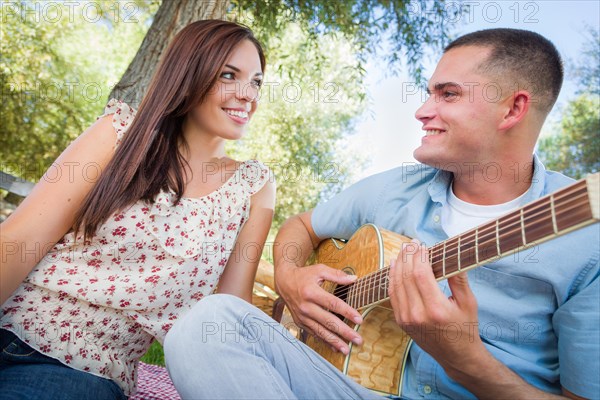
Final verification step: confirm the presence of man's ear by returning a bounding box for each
[498,90,530,131]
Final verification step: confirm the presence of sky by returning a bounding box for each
[352,0,600,178]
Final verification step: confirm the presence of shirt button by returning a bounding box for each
[433,215,440,223]
[423,385,432,394]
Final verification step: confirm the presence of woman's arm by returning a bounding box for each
[217,179,275,302]
[1,115,118,304]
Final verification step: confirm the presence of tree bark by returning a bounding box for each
[108,0,230,106]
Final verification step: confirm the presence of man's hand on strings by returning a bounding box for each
[388,239,488,375]
[277,262,363,355]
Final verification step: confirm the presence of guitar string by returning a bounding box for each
[423,189,588,263]
[336,191,590,300]
[344,194,592,304]
[346,195,593,307]
[340,196,591,309]
[333,191,591,306]
[335,189,591,306]
[338,183,588,296]
[427,187,589,260]
[428,196,587,262]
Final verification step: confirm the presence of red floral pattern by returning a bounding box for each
[0,99,272,396]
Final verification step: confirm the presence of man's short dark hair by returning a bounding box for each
[445,28,564,115]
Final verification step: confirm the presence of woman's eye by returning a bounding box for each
[252,79,263,88]
[221,72,235,80]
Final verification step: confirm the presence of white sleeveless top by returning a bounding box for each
[0,99,272,395]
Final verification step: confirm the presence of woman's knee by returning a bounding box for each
[174,294,249,330]
[164,294,249,354]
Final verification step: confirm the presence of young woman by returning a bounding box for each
[0,20,275,399]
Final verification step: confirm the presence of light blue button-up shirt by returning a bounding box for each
[312,155,599,399]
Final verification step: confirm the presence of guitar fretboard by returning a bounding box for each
[339,177,598,311]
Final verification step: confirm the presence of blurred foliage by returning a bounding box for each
[538,27,600,179]
[1,1,159,181]
[570,26,599,96]
[538,95,599,179]
[232,0,467,81]
[227,23,367,231]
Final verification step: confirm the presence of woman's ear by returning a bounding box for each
[498,90,530,131]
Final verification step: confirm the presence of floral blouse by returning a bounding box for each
[0,99,272,395]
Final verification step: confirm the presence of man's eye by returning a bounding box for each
[442,91,457,98]
[252,79,263,88]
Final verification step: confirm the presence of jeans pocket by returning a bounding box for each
[1,330,62,367]
[2,338,37,357]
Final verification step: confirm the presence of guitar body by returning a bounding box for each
[279,224,413,396]
[276,173,600,396]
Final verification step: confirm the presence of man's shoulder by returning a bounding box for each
[359,163,439,189]
[542,169,578,194]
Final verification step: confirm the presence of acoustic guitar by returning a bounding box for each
[276,173,599,396]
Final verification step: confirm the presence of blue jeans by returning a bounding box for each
[164,294,392,400]
[0,329,126,400]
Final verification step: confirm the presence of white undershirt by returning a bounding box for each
[441,184,532,237]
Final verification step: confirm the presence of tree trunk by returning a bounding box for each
[108,0,230,106]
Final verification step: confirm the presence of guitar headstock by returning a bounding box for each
[586,172,600,221]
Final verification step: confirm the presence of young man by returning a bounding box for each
[164,29,599,399]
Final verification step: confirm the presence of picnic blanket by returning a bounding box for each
[130,362,181,400]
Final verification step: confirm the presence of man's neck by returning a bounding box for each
[450,160,534,205]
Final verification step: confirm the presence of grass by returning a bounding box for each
[140,340,166,366]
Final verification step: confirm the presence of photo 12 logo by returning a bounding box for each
[404,1,540,24]
[1,1,140,24]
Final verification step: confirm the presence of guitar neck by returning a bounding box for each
[345,173,600,310]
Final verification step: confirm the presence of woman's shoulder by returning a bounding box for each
[233,159,274,195]
[97,99,137,147]
[236,159,271,173]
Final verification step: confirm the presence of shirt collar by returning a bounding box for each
[426,154,547,205]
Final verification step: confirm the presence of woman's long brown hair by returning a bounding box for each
[74,20,266,240]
